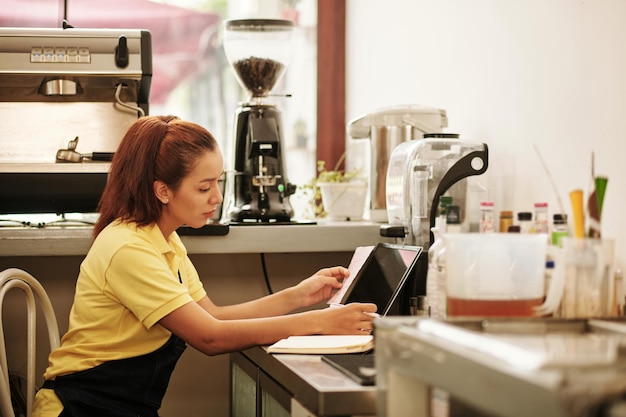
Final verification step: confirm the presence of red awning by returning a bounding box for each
[0,0,221,103]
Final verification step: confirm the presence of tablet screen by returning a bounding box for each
[340,243,422,316]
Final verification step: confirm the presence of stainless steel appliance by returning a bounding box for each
[376,317,626,417]
[222,19,297,223]
[383,134,489,312]
[347,105,449,222]
[0,27,151,215]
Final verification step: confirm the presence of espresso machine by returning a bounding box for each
[223,19,297,223]
[0,27,151,217]
[383,135,489,313]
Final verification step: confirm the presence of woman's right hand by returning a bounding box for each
[316,303,378,335]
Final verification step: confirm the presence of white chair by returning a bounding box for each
[0,268,60,417]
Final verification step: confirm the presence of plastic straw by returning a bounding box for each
[595,176,608,219]
[533,144,566,216]
[569,189,585,238]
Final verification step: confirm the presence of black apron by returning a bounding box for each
[44,334,186,417]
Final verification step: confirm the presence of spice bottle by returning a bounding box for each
[410,296,429,317]
[551,213,569,246]
[534,202,549,234]
[446,205,462,233]
[436,196,453,232]
[466,176,489,232]
[499,210,513,233]
[517,211,533,234]
[544,260,557,317]
[479,201,495,233]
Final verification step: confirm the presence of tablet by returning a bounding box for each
[340,243,422,316]
[321,353,376,385]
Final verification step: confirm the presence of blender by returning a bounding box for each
[223,19,297,223]
[383,135,489,314]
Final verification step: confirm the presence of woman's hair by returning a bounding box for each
[94,115,218,237]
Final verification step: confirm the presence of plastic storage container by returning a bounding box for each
[445,233,547,317]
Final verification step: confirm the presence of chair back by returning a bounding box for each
[0,268,60,417]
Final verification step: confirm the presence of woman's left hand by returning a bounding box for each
[294,266,350,307]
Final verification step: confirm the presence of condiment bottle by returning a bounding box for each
[533,202,549,234]
[466,176,489,232]
[499,210,513,233]
[426,227,447,319]
[479,201,495,233]
[544,260,556,317]
[446,205,462,233]
[410,296,429,317]
[517,211,533,234]
[551,213,569,247]
[436,196,453,231]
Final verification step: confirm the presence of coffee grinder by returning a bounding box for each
[223,19,297,223]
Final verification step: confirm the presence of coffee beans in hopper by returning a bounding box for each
[233,57,286,97]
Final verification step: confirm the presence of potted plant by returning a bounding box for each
[305,153,368,221]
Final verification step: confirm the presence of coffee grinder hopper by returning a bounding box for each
[224,19,293,101]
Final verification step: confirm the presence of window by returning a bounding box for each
[0,0,345,218]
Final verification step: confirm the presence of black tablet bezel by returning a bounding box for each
[340,243,422,316]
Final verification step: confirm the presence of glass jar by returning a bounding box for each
[517,211,533,234]
[499,210,513,233]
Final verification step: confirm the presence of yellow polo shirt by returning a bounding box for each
[32,221,206,416]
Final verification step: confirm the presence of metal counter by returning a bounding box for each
[233,346,377,416]
[375,317,626,417]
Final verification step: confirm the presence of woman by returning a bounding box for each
[32,116,377,417]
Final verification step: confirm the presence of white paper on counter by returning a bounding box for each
[267,335,374,354]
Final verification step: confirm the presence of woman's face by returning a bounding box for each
[161,149,224,232]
